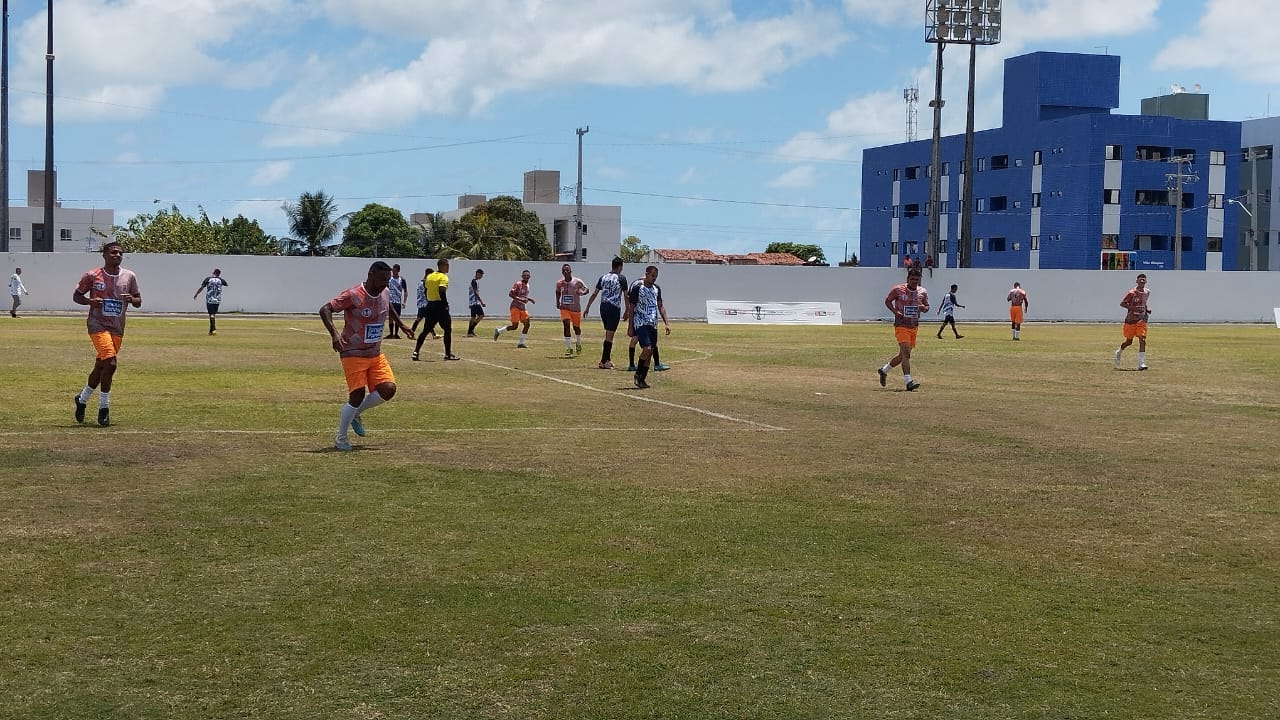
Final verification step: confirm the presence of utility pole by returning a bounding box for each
[1248,146,1260,270]
[1166,155,1198,271]
[959,42,977,268]
[925,43,943,267]
[574,126,589,261]
[1,0,9,253]
[40,0,54,253]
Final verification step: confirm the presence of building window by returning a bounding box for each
[1030,235,1040,250]
[989,196,1008,212]
[1176,148,1195,163]
[7,227,18,242]
[1103,189,1120,205]
[1013,200,1022,209]
[1209,150,1225,165]
[1105,144,1122,160]
[989,237,1006,252]
[1207,237,1222,252]
[975,198,986,212]
[976,157,986,172]
[942,161,951,175]
[940,200,950,213]
[905,166,921,180]
[890,241,899,256]
[892,168,900,181]
[892,206,899,218]
[991,155,1009,170]
[925,165,932,178]
[904,204,920,218]
[1031,192,1041,208]
[1033,150,1042,165]
[1209,194,1224,209]
[60,228,73,242]
[1136,145,1171,161]
[1102,234,1118,249]
[1014,158,1024,167]
[974,238,984,252]
[1260,189,1272,203]
[1134,190,1170,205]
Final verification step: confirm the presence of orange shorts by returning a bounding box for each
[89,331,123,360]
[509,308,530,324]
[1010,307,1024,324]
[894,326,918,348]
[1122,321,1146,340]
[340,354,395,393]
[559,309,582,326]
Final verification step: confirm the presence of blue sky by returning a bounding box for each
[4,0,1277,261]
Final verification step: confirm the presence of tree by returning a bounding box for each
[338,203,420,258]
[115,206,224,254]
[219,216,281,255]
[452,196,551,260]
[765,242,827,264]
[282,190,342,256]
[413,212,458,258]
[619,235,649,263]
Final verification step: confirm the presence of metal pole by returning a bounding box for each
[1173,160,1182,271]
[41,0,53,253]
[959,42,977,269]
[1249,147,1259,271]
[1,0,9,253]
[926,42,943,267]
[574,126,589,260]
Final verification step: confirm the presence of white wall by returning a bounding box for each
[5,252,1279,323]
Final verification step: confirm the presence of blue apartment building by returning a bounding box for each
[860,51,1243,270]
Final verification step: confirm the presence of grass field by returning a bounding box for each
[2,315,1278,719]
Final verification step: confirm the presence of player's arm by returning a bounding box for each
[884,294,899,319]
[583,286,601,316]
[473,282,485,307]
[73,280,98,307]
[193,278,207,300]
[658,300,671,335]
[319,302,345,352]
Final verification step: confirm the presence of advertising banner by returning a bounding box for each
[706,301,842,325]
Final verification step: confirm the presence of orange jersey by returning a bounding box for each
[886,283,928,328]
[77,267,140,336]
[328,282,389,358]
[1007,287,1027,307]
[1121,286,1150,324]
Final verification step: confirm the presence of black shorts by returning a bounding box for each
[470,304,484,318]
[416,306,430,320]
[391,302,403,318]
[600,303,622,332]
[206,303,220,315]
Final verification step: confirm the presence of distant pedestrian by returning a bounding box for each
[192,268,228,335]
[386,264,407,338]
[1006,281,1029,340]
[465,268,486,337]
[493,269,535,347]
[9,267,29,318]
[935,283,964,339]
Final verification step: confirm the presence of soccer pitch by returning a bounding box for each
[2,316,1278,719]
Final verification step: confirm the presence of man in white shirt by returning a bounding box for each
[9,267,29,318]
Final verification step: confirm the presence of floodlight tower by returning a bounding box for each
[926,0,1002,268]
[904,86,919,142]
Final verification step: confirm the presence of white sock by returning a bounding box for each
[337,402,359,441]
[495,326,506,335]
[1013,329,1020,339]
[357,392,386,413]
[1137,351,1145,366]
[903,374,913,386]
[78,385,94,403]
[518,333,528,345]
[98,392,110,409]
[564,337,573,349]
[880,363,890,373]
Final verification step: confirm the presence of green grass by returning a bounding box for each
[1,315,1278,719]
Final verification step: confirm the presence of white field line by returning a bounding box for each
[289,326,777,430]
[0,426,749,438]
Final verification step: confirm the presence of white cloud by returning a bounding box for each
[12,0,294,124]
[1002,0,1160,43]
[678,167,701,184]
[769,165,817,188]
[842,0,918,25]
[1152,0,1278,83]
[250,161,294,186]
[264,1,848,138]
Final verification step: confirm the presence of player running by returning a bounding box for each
[877,266,928,391]
[1115,273,1152,370]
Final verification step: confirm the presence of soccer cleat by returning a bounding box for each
[97,407,110,427]
[936,333,942,339]
[209,330,216,336]
[493,328,500,341]
[906,381,922,392]
[444,354,460,361]
[466,333,478,338]
[1113,349,1121,368]
[654,363,671,371]
[334,437,353,452]
[517,343,528,349]
[411,352,420,361]
[955,335,964,339]
[575,342,582,355]
[633,374,650,389]
[1138,364,1149,371]
[878,368,887,387]
[564,347,576,357]
[627,364,637,372]
[597,361,614,370]
[74,395,87,423]
[351,416,366,437]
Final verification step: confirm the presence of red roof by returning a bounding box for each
[653,249,805,265]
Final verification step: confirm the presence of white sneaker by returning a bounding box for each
[334,437,352,451]
[1113,349,1121,368]
[1138,364,1149,371]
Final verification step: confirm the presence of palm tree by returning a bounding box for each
[282,191,341,256]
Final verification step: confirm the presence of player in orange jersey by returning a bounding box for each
[1006,281,1029,340]
[877,267,928,391]
[72,240,141,427]
[1115,273,1152,370]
